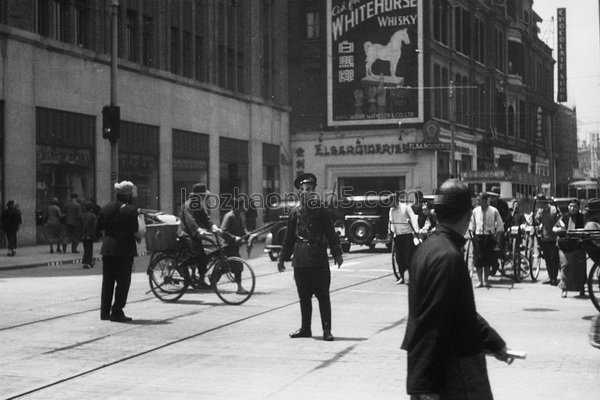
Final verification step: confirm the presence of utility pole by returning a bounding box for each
[449,80,456,178]
[109,0,119,199]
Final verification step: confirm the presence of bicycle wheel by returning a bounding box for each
[528,236,541,282]
[211,256,256,305]
[588,263,600,312]
[147,253,188,302]
[391,243,402,280]
[464,239,474,278]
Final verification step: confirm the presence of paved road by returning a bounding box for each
[0,248,599,399]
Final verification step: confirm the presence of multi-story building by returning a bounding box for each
[288,0,555,201]
[0,0,290,245]
[553,104,578,196]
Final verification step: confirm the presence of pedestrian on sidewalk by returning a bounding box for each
[1,200,22,256]
[98,181,140,322]
[534,194,562,286]
[389,192,419,284]
[63,193,82,253]
[402,179,512,400]
[277,173,343,342]
[469,192,504,288]
[80,201,98,269]
[45,198,65,253]
[554,198,586,298]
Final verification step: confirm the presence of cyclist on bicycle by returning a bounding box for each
[179,183,222,289]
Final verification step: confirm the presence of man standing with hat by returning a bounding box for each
[180,183,222,289]
[277,173,344,341]
[534,194,562,286]
[402,179,512,399]
[98,180,140,322]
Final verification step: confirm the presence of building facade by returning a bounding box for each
[0,0,290,245]
[553,104,578,196]
[288,0,556,201]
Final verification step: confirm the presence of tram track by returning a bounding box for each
[5,265,394,399]
[0,251,386,333]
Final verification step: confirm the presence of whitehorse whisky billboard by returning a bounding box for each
[326,0,423,127]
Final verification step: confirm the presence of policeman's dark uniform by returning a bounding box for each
[98,181,139,322]
[278,173,343,341]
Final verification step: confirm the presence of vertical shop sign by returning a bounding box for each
[556,8,567,102]
[326,0,423,126]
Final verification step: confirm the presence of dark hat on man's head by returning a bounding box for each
[585,198,600,213]
[191,183,210,194]
[294,173,317,189]
[433,179,472,212]
[535,193,547,202]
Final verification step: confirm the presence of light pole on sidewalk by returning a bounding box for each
[108,0,119,199]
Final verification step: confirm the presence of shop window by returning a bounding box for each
[118,121,160,210]
[263,143,280,200]
[173,129,209,215]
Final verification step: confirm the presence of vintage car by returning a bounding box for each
[263,198,348,261]
[339,194,394,252]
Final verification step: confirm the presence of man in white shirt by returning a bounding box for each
[469,193,504,288]
[389,193,419,284]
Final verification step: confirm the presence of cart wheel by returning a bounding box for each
[588,263,600,312]
[147,253,188,302]
[212,256,256,305]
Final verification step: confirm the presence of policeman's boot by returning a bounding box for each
[322,321,334,342]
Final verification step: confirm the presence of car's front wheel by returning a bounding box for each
[348,220,374,245]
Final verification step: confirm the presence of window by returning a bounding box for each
[183,31,193,78]
[495,29,505,71]
[125,10,138,62]
[474,17,485,63]
[35,0,50,37]
[74,0,90,48]
[433,64,450,121]
[454,7,471,56]
[495,89,505,135]
[53,0,67,42]
[433,0,450,45]
[306,11,320,39]
[142,16,154,66]
[171,26,180,74]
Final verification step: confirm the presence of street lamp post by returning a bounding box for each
[449,80,456,178]
[110,0,119,199]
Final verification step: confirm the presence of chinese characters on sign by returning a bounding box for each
[327,0,423,126]
[556,8,567,103]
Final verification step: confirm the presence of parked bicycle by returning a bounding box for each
[147,230,256,305]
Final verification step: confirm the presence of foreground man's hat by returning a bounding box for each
[294,173,317,189]
[433,179,472,213]
[114,180,134,195]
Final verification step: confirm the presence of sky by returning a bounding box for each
[532,0,600,142]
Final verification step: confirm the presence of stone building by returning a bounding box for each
[0,0,290,245]
[288,0,556,200]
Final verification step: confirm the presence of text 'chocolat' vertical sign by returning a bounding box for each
[557,8,567,103]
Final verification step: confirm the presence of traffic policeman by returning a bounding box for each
[277,173,343,341]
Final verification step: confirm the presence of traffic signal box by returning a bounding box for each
[102,105,120,142]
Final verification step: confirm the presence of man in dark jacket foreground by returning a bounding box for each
[98,181,139,322]
[401,179,512,400]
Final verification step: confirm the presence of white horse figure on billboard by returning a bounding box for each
[364,29,410,81]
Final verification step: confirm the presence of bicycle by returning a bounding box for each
[563,229,600,312]
[500,225,532,283]
[147,230,256,305]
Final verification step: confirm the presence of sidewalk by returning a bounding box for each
[0,242,104,270]
[0,238,268,270]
